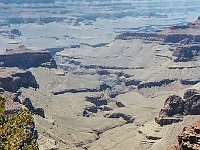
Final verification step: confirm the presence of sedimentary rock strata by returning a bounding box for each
[0,67,38,92]
[0,45,57,69]
[116,17,200,44]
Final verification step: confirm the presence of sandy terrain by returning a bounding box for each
[18,66,200,150]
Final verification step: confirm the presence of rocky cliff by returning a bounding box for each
[168,120,200,150]
[115,17,200,44]
[178,120,200,150]
[0,45,57,69]
[155,89,200,126]
[0,67,38,92]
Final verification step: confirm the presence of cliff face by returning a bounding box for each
[115,17,200,44]
[0,68,38,92]
[115,17,200,64]
[0,45,57,69]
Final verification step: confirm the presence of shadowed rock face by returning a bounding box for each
[22,97,45,118]
[161,95,184,117]
[0,68,38,92]
[183,89,199,99]
[173,45,200,62]
[0,45,57,69]
[155,89,200,126]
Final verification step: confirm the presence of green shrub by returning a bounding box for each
[0,95,38,150]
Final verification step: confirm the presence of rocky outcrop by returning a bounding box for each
[125,79,141,86]
[52,88,98,95]
[85,96,107,106]
[178,120,200,150]
[169,120,200,150]
[11,29,22,36]
[105,112,135,124]
[155,89,200,126]
[138,79,176,89]
[183,89,199,99]
[0,45,57,69]
[184,94,200,115]
[0,67,38,92]
[22,97,45,118]
[155,95,184,126]
[173,45,200,62]
[116,101,125,107]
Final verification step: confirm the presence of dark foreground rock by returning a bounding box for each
[168,120,200,150]
[155,89,200,126]
[178,120,200,150]
[0,45,57,69]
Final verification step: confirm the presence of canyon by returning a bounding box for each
[0,1,200,150]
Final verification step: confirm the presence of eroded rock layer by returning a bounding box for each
[0,45,57,69]
[0,67,38,92]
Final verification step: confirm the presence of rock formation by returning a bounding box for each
[22,97,45,118]
[178,120,200,150]
[105,112,135,124]
[0,45,57,69]
[173,45,200,62]
[168,120,200,150]
[0,67,38,92]
[155,89,200,126]
[116,17,200,44]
